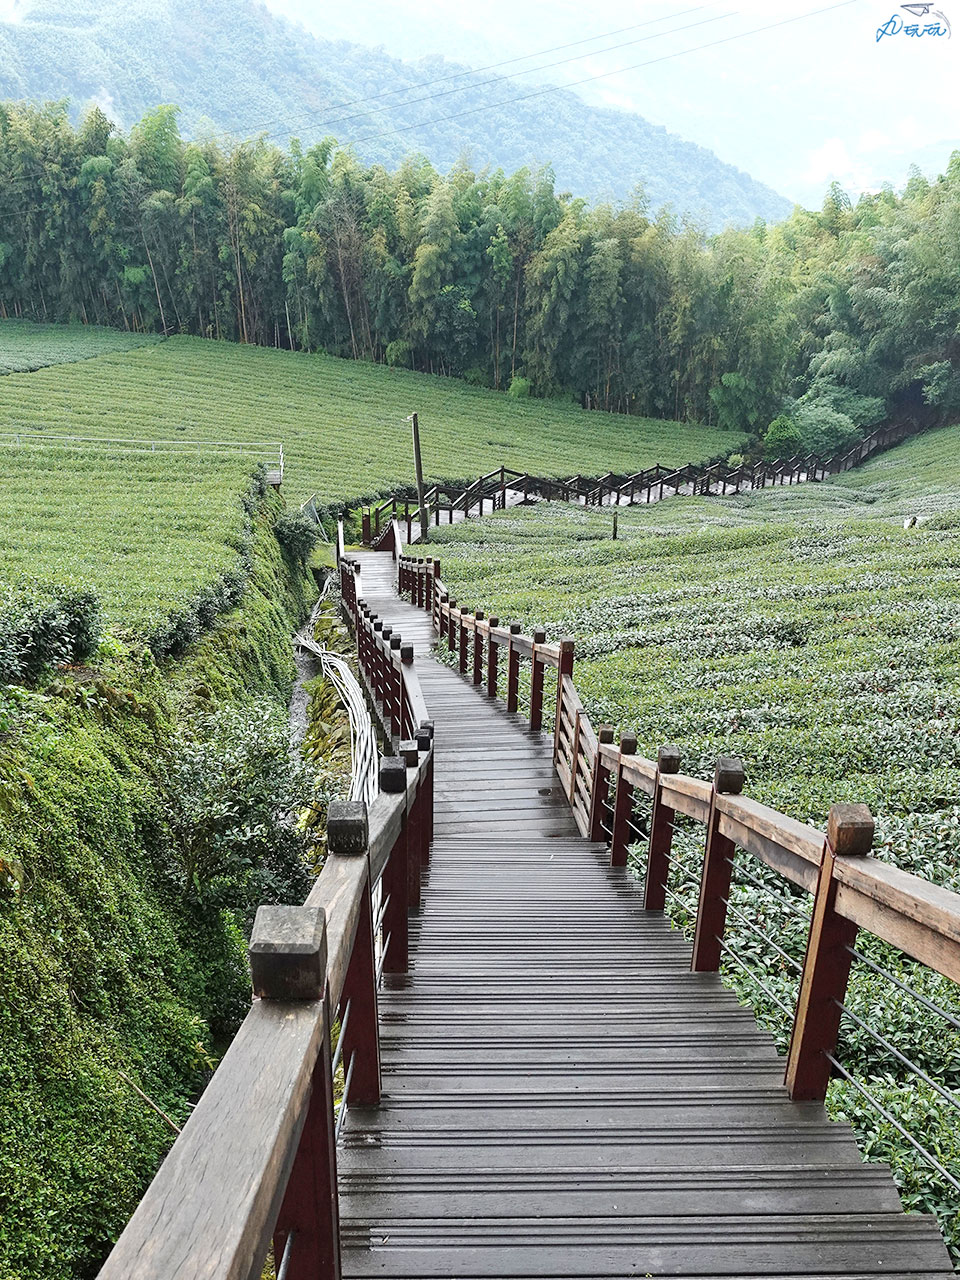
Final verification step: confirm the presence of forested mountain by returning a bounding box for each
[2,97,960,458]
[0,0,792,230]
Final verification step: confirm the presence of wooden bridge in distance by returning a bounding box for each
[98,530,959,1280]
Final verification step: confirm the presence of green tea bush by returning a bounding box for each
[0,584,101,682]
[167,704,313,916]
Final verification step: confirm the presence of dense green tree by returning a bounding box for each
[2,100,960,444]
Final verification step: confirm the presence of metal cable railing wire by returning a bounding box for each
[275,1231,296,1280]
[334,1052,357,1144]
[833,999,960,1116]
[723,855,809,920]
[714,935,794,1018]
[720,893,803,974]
[848,946,960,1032]
[823,1051,960,1194]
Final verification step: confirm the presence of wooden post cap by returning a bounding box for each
[658,745,681,774]
[373,619,383,632]
[715,756,745,795]
[559,636,575,654]
[399,740,419,767]
[510,622,522,634]
[327,800,369,855]
[620,731,637,755]
[380,757,407,794]
[827,804,875,855]
[449,599,457,609]
[249,905,327,1001]
[598,724,615,744]
[532,628,546,644]
[390,635,402,651]
[381,626,393,640]
[488,616,499,627]
[401,643,414,664]
[354,562,361,574]
[476,609,484,621]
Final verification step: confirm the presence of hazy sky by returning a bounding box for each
[261,0,960,207]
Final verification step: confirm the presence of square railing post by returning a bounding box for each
[785,805,873,1100]
[529,629,547,730]
[379,758,410,974]
[399,741,423,914]
[506,623,522,714]
[610,732,637,867]
[691,757,745,972]
[473,611,484,686]
[250,906,341,1280]
[416,722,435,854]
[326,802,381,1107]
[642,746,681,910]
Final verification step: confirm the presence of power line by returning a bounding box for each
[271,8,729,141]
[339,0,863,150]
[221,6,710,145]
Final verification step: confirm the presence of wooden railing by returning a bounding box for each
[396,553,960,1121]
[97,555,435,1280]
[362,419,925,545]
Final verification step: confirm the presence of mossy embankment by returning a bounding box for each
[0,492,315,1280]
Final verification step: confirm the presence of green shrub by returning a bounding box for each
[274,512,322,570]
[795,402,861,457]
[507,375,531,398]
[167,704,313,916]
[763,415,803,460]
[384,339,413,367]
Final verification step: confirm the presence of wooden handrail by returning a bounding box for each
[361,419,927,543]
[395,548,960,1109]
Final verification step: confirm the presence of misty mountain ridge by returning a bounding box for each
[0,0,793,230]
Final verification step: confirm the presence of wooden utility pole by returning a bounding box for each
[412,412,429,543]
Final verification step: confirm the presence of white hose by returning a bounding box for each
[295,580,379,806]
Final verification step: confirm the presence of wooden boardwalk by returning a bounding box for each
[338,552,951,1279]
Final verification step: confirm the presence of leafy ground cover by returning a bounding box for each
[0,330,742,510]
[0,320,162,373]
[427,423,960,1258]
[0,502,317,1280]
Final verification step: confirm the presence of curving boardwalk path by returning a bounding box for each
[338,551,951,1278]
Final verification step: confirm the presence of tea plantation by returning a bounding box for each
[0,327,740,509]
[426,423,960,1256]
[0,321,162,373]
[0,325,740,638]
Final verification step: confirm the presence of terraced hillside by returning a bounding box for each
[0,326,741,631]
[426,422,960,1256]
[0,330,740,506]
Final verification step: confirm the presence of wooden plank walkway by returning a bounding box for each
[339,551,952,1278]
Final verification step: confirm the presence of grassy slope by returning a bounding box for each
[0,502,314,1280]
[427,424,960,1252]
[0,320,161,372]
[0,331,742,509]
